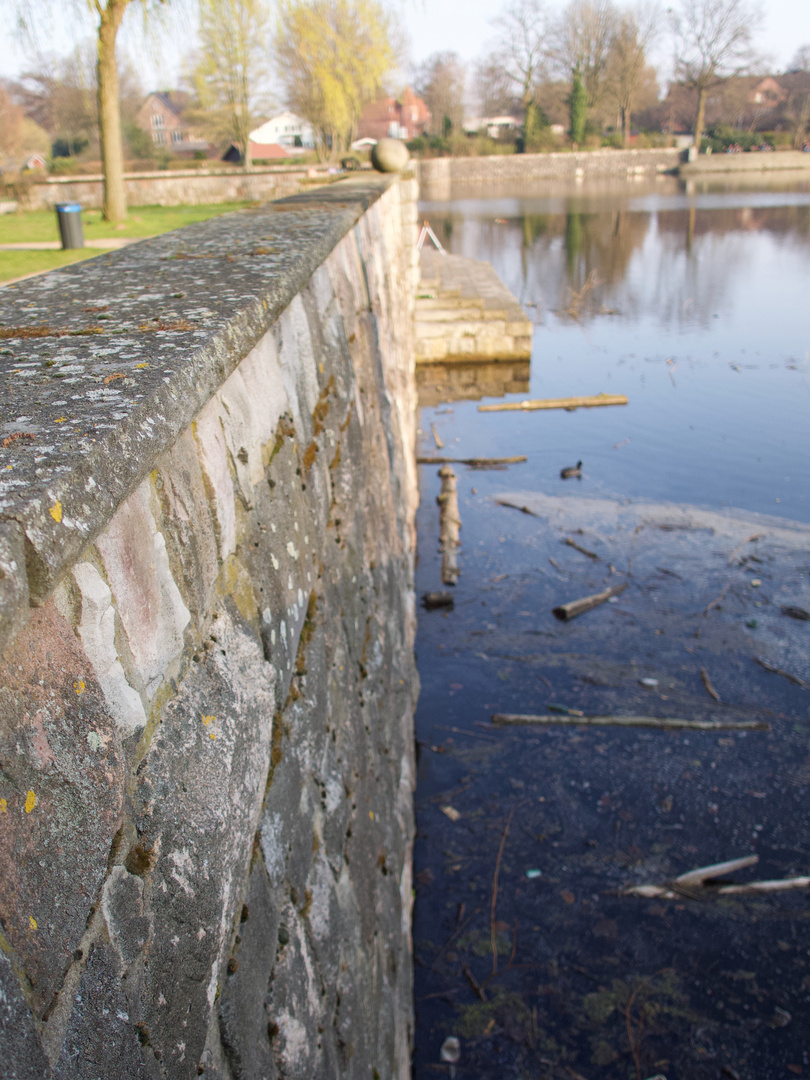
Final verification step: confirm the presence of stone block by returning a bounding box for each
[53,942,151,1080]
[217,857,280,1080]
[130,607,275,1077]
[95,479,190,700]
[153,428,220,626]
[0,950,54,1080]
[194,394,237,563]
[0,520,30,659]
[0,600,127,1015]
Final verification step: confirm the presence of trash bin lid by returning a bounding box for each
[55,203,82,212]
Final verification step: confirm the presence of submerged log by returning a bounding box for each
[491,713,771,732]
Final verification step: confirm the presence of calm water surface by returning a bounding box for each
[419,175,810,522]
[412,176,810,1080]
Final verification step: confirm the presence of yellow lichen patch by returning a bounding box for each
[49,500,63,523]
[369,811,374,821]
[24,790,36,814]
[136,362,149,369]
[209,732,217,740]
[0,798,7,813]
[73,679,85,695]
[54,416,67,423]
[29,916,38,931]
[201,715,216,725]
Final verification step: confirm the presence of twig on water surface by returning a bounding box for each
[490,808,513,978]
[418,455,528,467]
[753,657,808,689]
[496,498,539,516]
[564,537,599,560]
[727,533,763,566]
[431,423,444,450]
[491,714,770,732]
[625,984,645,1080]
[462,962,488,1001]
[700,667,721,702]
[565,270,601,319]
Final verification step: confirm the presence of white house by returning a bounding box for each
[249,112,315,151]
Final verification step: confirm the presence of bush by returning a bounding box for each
[704,125,759,153]
[49,157,80,175]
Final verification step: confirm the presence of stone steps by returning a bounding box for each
[415,249,533,363]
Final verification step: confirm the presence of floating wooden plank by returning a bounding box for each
[437,465,461,586]
[491,713,771,732]
[478,393,628,413]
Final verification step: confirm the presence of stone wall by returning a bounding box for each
[0,175,420,1080]
[14,166,326,211]
[680,149,810,175]
[417,147,681,195]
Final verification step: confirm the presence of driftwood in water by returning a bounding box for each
[437,465,461,586]
[564,537,598,560]
[700,667,721,701]
[552,582,626,620]
[422,591,455,610]
[478,393,628,413]
[623,854,810,899]
[754,657,808,688]
[430,423,444,449]
[491,713,771,732]
[418,455,528,468]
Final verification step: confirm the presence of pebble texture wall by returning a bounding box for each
[0,176,419,1080]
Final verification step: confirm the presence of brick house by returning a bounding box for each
[135,92,212,156]
[358,87,430,141]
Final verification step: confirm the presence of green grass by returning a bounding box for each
[0,202,257,282]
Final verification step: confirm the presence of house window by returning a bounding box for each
[152,113,164,128]
[154,131,165,146]
[171,130,184,144]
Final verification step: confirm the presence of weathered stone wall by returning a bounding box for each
[680,150,810,175]
[13,166,325,211]
[0,176,419,1080]
[417,147,681,194]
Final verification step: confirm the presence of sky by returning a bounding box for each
[1,0,809,99]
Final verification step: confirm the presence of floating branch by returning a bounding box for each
[418,455,528,467]
[623,855,810,898]
[552,583,627,620]
[491,713,770,732]
[564,537,598,560]
[754,657,808,689]
[479,393,628,413]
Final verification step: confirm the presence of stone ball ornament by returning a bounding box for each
[371,138,410,173]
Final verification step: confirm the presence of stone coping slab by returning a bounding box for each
[0,175,394,651]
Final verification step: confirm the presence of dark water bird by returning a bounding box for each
[560,460,582,479]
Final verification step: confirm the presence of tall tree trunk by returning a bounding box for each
[693,85,707,153]
[622,103,630,148]
[97,1,128,222]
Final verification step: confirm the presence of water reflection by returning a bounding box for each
[416,359,530,406]
[418,175,810,524]
[421,176,810,330]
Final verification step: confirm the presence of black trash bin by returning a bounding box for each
[54,203,84,250]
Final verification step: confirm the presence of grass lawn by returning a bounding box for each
[0,202,257,283]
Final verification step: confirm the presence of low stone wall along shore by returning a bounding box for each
[0,176,419,1080]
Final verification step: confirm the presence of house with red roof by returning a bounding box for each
[358,88,430,141]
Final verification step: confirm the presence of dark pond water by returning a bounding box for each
[412,176,810,1080]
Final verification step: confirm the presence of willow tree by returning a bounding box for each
[191,0,271,168]
[275,0,396,159]
[605,4,659,146]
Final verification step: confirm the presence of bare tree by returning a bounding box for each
[413,51,466,136]
[473,55,516,117]
[670,0,761,150]
[605,3,660,145]
[789,45,810,72]
[490,0,547,112]
[551,0,618,111]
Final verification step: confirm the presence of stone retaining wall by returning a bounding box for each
[14,166,325,211]
[0,176,419,1080]
[417,148,681,193]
